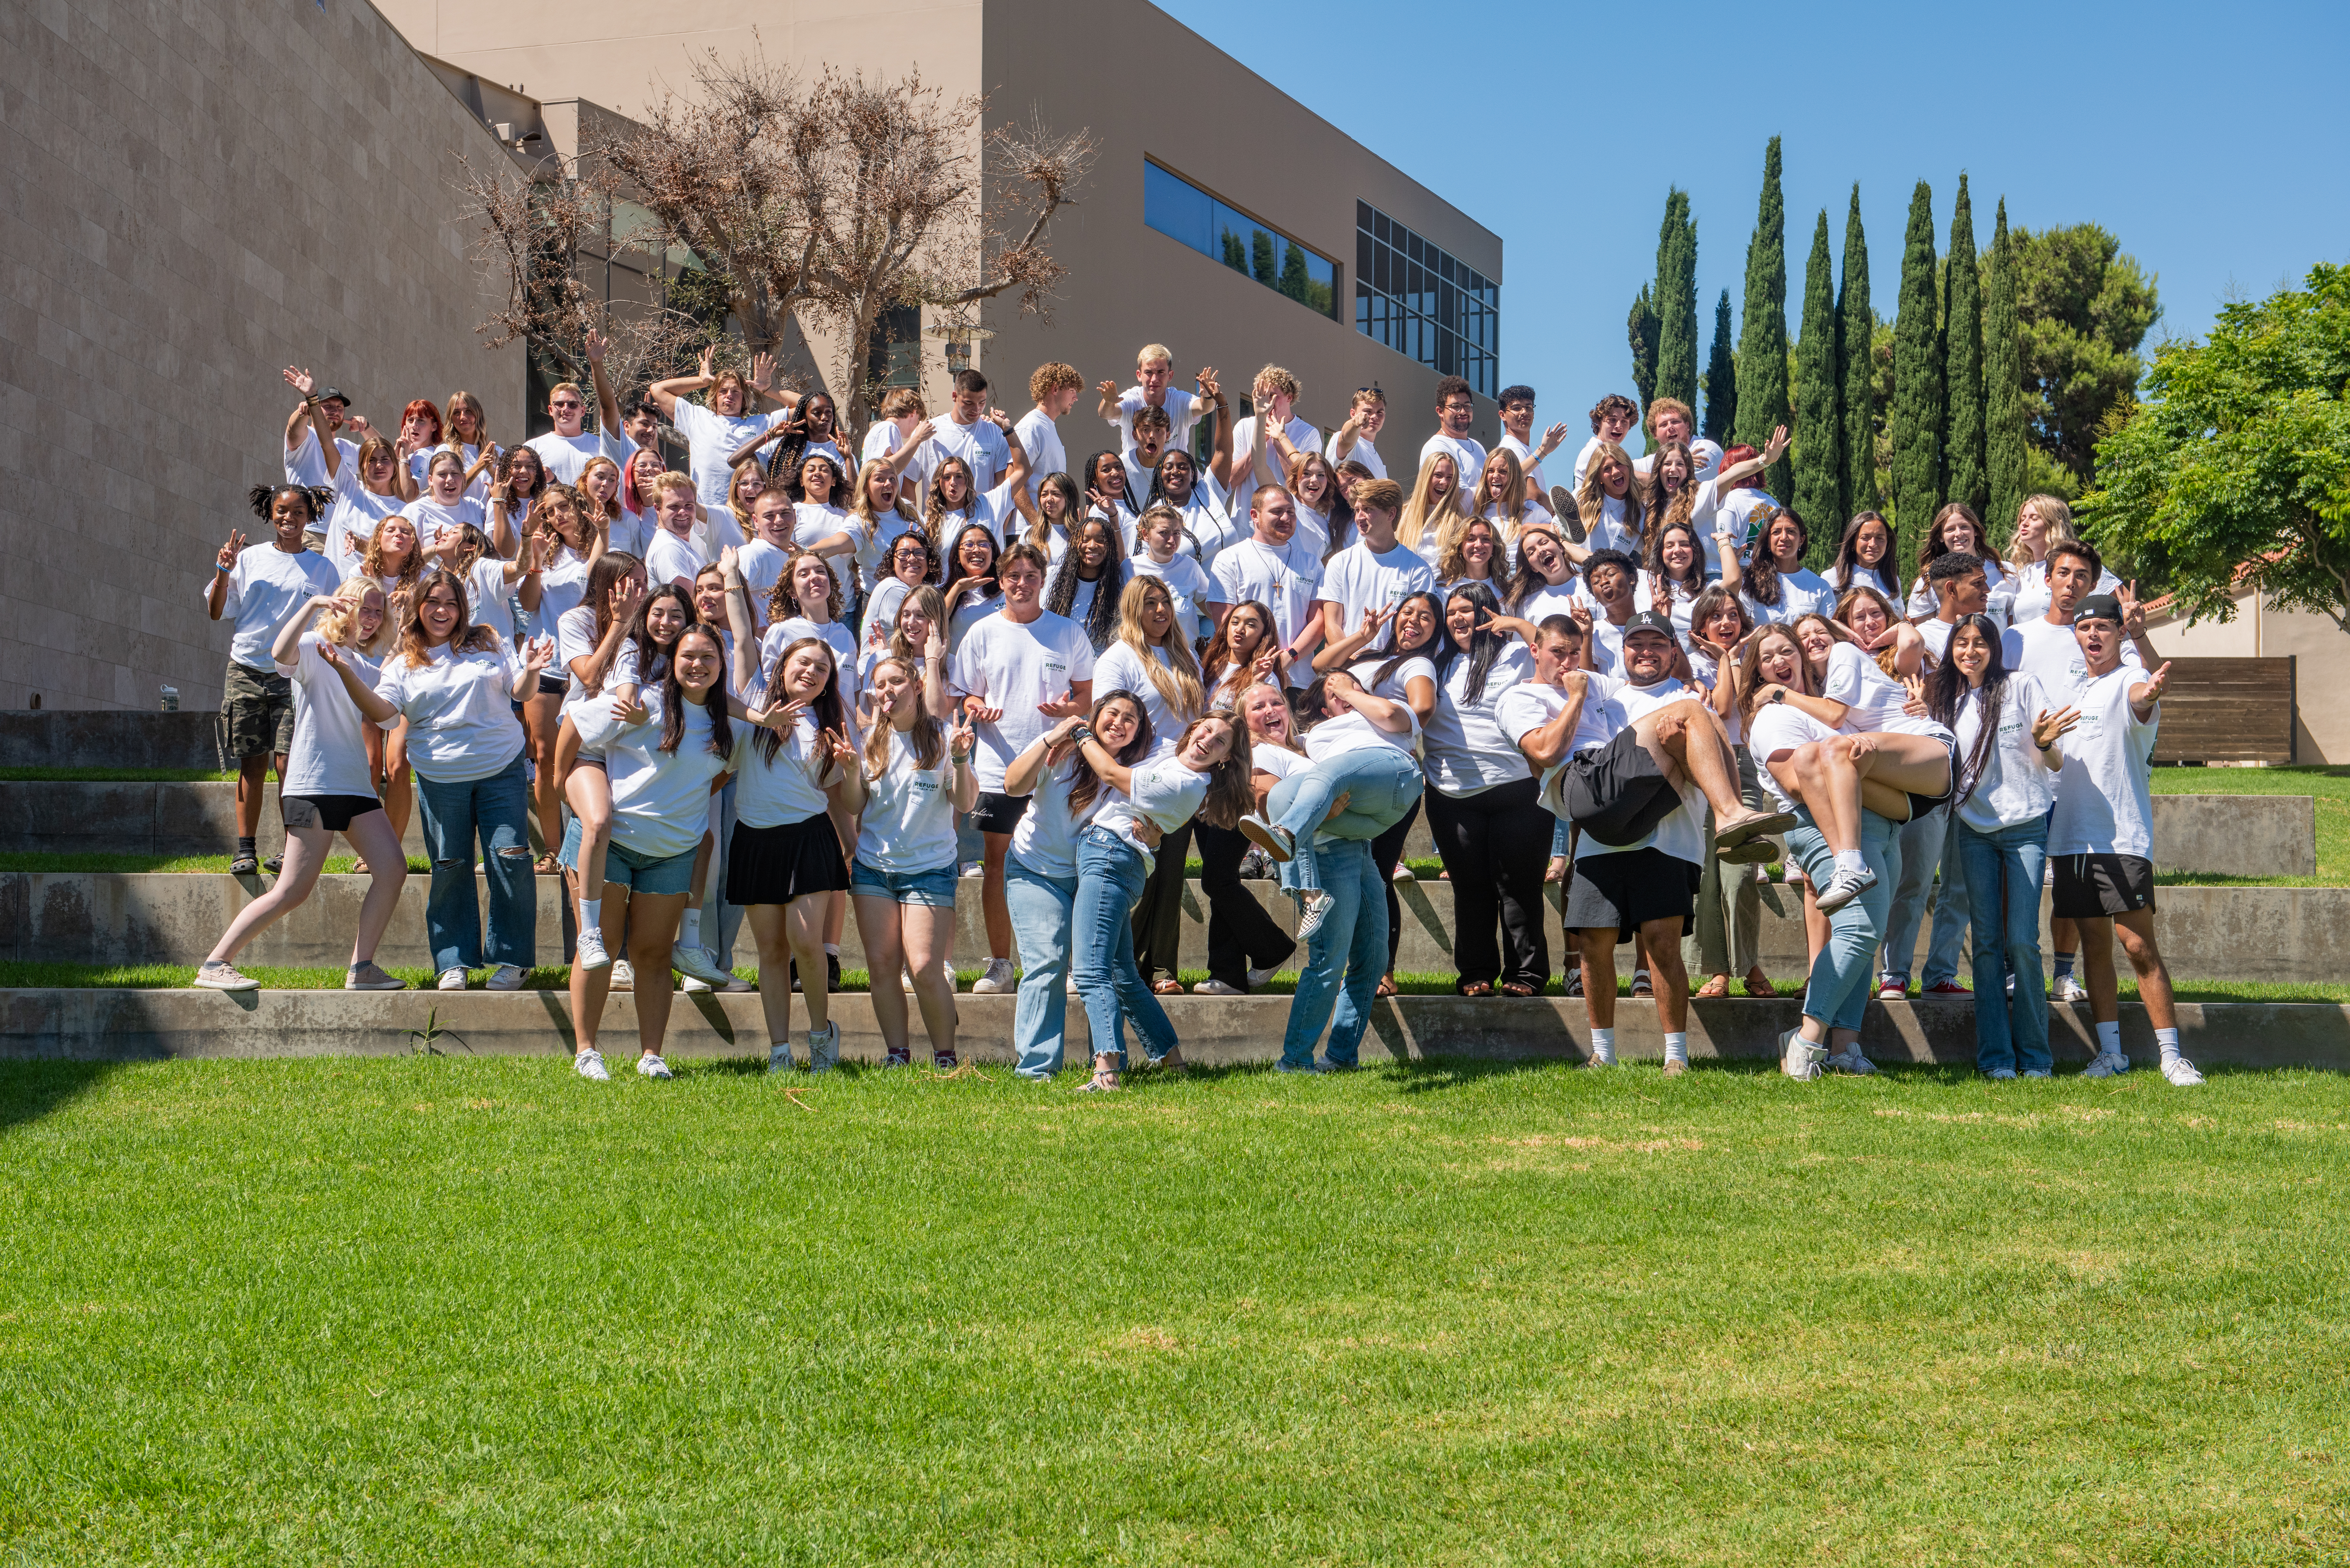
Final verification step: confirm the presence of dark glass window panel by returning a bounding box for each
[1143,161,1213,253]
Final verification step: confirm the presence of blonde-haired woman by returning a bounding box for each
[351,512,424,855]
[1093,577,1209,993]
[1573,441,1646,560]
[524,484,606,871]
[1396,450,1473,569]
[1471,446,1547,558]
[193,580,409,992]
[2004,493,2119,625]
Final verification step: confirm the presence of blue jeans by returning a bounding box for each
[1956,817,2052,1074]
[1072,828,1177,1068]
[1281,837,1387,1068]
[1268,746,1424,894]
[1005,854,1079,1079]
[710,775,743,969]
[1785,807,1899,1034]
[415,753,536,974]
[1881,804,1971,987]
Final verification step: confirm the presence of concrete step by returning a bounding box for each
[3,872,2343,986]
[0,780,2316,878]
[0,709,225,771]
[1,989,2340,1071]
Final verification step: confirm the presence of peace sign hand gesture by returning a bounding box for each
[216,531,247,572]
[948,710,977,761]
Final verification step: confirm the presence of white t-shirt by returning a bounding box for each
[1495,673,1622,809]
[1514,580,1586,631]
[1014,407,1066,504]
[1324,428,1384,479]
[1304,678,1421,761]
[2005,559,2123,627]
[644,528,707,592]
[536,544,596,637]
[207,544,341,670]
[1115,387,1204,457]
[1496,430,1556,504]
[1833,561,1904,604]
[573,689,729,861]
[862,419,936,496]
[735,538,793,635]
[1161,489,1240,568]
[853,506,920,591]
[1577,678,1707,864]
[1686,645,1742,746]
[922,416,1012,494]
[1820,640,1950,741]
[1317,540,1437,629]
[276,638,381,799]
[1423,643,1535,796]
[2046,664,2159,859]
[1093,642,1196,757]
[761,616,856,702]
[1009,758,1095,880]
[373,637,527,783]
[670,399,788,512]
[1634,577,1703,650]
[792,502,855,598]
[1233,412,1319,493]
[1584,610,1634,678]
[860,576,917,650]
[524,431,604,486]
[459,558,517,648]
[1743,566,1838,627]
[1951,672,2060,833]
[728,708,833,831]
[1745,699,1842,816]
[284,427,359,490]
[2002,616,2143,698]
[1092,756,1210,876]
[1421,432,1488,496]
[1582,494,1643,557]
[404,496,488,556]
[947,609,1097,791]
[320,464,408,569]
[1908,558,2010,623]
[855,727,963,873]
[1210,537,1323,687]
[555,604,614,706]
[1128,554,1217,645]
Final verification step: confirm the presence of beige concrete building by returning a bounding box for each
[1,0,524,712]
[381,0,1507,458]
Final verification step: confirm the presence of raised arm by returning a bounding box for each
[717,547,763,696]
[1712,425,1790,492]
[729,412,800,470]
[284,368,341,479]
[648,346,716,420]
[1201,369,1234,492]
[745,351,799,413]
[1515,676,1591,770]
[207,531,245,621]
[269,594,336,669]
[1096,379,1122,425]
[1327,673,1412,735]
[585,329,622,440]
[1004,714,1084,797]
[315,640,400,725]
[1075,731,1140,797]
[1311,602,1391,675]
[879,418,936,479]
[994,410,1031,498]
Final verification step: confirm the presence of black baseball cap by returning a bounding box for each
[2075,593,2124,625]
[317,386,350,407]
[1623,611,1678,641]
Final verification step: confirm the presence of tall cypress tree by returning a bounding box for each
[1703,290,1738,444]
[1734,137,1792,497]
[1838,184,1878,516]
[1941,173,1987,524]
[1890,180,1944,564]
[1628,285,1659,413]
[1793,209,1842,557]
[1654,190,1700,432]
[1983,195,2029,542]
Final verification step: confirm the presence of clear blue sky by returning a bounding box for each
[1169,0,2350,421]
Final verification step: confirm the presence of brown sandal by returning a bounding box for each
[1375,975,1399,999]
[1744,969,1777,998]
[534,853,563,876]
[1694,975,1732,999]
[1460,981,1495,998]
[1152,978,1183,995]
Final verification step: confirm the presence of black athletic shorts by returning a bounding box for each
[970,790,1032,837]
[1564,846,1701,944]
[2051,852,2156,919]
[1906,735,1961,819]
[1562,729,1683,848]
[536,673,568,697]
[282,793,384,832]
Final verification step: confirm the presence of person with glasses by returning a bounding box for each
[1418,375,1488,504]
[1493,385,1569,516]
[525,379,605,485]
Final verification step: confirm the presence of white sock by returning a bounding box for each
[1833,850,1867,876]
[679,909,702,947]
[579,897,602,931]
[2156,1026,2181,1065]
[1590,1027,1616,1065]
[1663,1032,1688,1066]
[824,943,840,957]
[2097,1020,2122,1056]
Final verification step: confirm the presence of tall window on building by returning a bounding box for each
[1143,160,1337,320]
[1354,201,1497,399]
[867,304,922,391]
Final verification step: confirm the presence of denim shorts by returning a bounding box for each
[848,858,960,907]
[558,815,699,896]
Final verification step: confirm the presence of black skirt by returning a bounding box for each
[727,812,848,906]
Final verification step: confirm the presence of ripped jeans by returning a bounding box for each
[415,752,537,974]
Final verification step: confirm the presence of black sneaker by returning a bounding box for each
[827,953,842,992]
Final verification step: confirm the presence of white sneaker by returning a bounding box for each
[1238,813,1294,863]
[573,1048,610,1081]
[960,860,985,879]
[635,1052,674,1079]
[1826,1049,1878,1076]
[574,925,611,971]
[610,958,634,992]
[970,957,1015,994]
[1814,866,1877,914]
[1192,979,1245,996]
[484,963,525,992]
[766,1040,796,1073]
[2161,1056,2205,1087]
[1247,966,1276,989]
[671,943,733,988]
[805,1023,840,1073]
[1391,861,1415,883]
[2053,974,2086,1003]
[2081,1050,2130,1079]
[192,961,260,992]
[1067,972,1083,995]
[1780,1029,1827,1081]
[1875,979,1908,1000]
[437,967,469,991]
[1293,889,1335,942]
[902,966,919,992]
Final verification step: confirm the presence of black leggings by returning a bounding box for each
[1194,822,1296,988]
[1423,777,1553,990]
[1369,795,1421,977]
[1131,819,1194,985]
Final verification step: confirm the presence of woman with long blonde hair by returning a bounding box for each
[1573,440,1645,559]
[352,513,424,852]
[1092,577,1209,993]
[1396,450,1472,568]
[577,453,630,555]
[2002,493,2119,624]
[1471,446,1545,555]
[521,484,606,870]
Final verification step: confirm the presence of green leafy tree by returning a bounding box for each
[1984,197,2029,540]
[1251,229,1277,286]
[1890,180,1944,561]
[1942,175,1987,523]
[1629,284,1659,413]
[1277,240,1311,306]
[1838,185,1878,516]
[1703,290,1738,444]
[1735,137,1792,497]
[2081,262,2350,637]
[2013,222,2161,484]
[1654,190,1700,433]
[1794,209,1843,549]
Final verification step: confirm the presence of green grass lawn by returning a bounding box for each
[0,1056,2343,1564]
[0,851,432,875]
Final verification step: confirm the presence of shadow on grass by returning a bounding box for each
[0,1060,120,1136]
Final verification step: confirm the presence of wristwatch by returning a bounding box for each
[1770,687,1787,704]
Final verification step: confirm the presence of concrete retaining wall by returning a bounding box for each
[2,987,2343,1070]
[0,712,227,772]
[3,872,2344,986]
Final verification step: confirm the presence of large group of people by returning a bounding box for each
[188,339,2202,1088]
